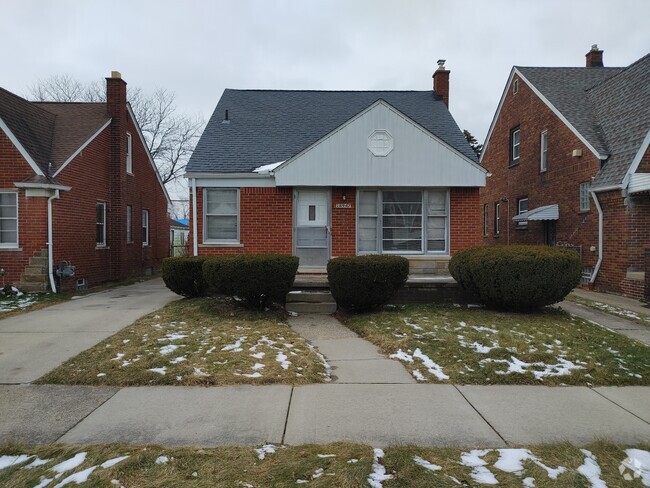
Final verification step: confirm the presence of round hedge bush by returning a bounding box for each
[162,256,207,297]
[448,245,582,311]
[327,255,409,312]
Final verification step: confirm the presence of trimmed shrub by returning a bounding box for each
[162,256,207,297]
[204,254,299,309]
[449,245,582,310]
[327,255,409,312]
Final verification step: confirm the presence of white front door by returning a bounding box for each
[294,189,330,267]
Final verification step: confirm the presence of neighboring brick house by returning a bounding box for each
[185,64,486,274]
[0,72,171,292]
[480,47,650,299]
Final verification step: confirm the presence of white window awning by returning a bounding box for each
[513,204,559,222]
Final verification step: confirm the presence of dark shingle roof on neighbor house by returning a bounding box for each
[0,87,111,175]
[186,90,478,174]
[516,52,650,188]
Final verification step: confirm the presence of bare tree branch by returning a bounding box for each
[26,75,204,186]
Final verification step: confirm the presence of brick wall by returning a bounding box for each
[450,187,481,253]
[331,187,356,257]
[0,129,48,286]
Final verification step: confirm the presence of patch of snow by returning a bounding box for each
[480,356,583,379]
[206,346,216,354]
[100,456,129,469]
[25,457,51,469]
[148,367,167,375]
[50,452,87,477]
[96,373,107,377]
[457,335,500,354]
[255,444,277,460]
[122,339,130,344]
[389,349,414,363]
[471,325,498,333]
[53,465,98,487]
[622,449,650,485]
[193,367,209,377]
[251,352,265,359]
[159,345,179,355]
[34,476,55,488]
[170,356,186,364]
[368,448,393,488]
[155,456,169,465]
[460,450,498,485]
[252,363,265,370]
[317,454,336,458]
[253,161,285,174]
[523,477,535,487]
[311,467,324,478]
[347,458,359,463]
[411,369,426,381]
[296,479,308,484]
[494,449,565,479]
[276,352,291,370]
[222,337,247,352]
[111,353,125,361]
[242,372,262,378]
[288,311,298,317]
[0,454,33,470]
[158,334,188,341]
[413,348,449,380]
[577,450,606,488]
[413,455,442,471]
[403,318,423,330]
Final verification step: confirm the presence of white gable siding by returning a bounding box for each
[274,102,485,187]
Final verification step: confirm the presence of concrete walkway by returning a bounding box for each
[288,314,415,384]
[1,383,648,447]
[572,288,650,317]
[559,301,650,346]
[0,278,178,383]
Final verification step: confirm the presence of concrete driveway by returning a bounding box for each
[0,278,178,384]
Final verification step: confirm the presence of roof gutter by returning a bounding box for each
[589,190,603,284]
[14,182,72,192]
[184,172,273,179]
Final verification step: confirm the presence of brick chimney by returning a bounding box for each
[432,59,450,108]
[105,71,128,281]
[586,44,604,67]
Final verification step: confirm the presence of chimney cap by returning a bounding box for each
[110,71,122,79]
[436,59,446,70]
[590,44,600,51]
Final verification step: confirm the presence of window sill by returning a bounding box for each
[142,244,149,248]
[200,243,244,248]
[0,247,22,251]
[493,235,500,239]
[127,172,134,176]
[509,161,520,168]
[579,210,590,214]
[96,245,110,250]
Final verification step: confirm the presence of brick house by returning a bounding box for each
[185,64,486,274]
[0,72,171,292]
[480,47,650,299]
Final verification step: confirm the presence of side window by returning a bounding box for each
[126,205,133,243]
[580,183,591,212]
[540,130,548,172]
[0,191,18,247]
[494,202,500,235]
[142,209,150,246]
[483,203,489,236]
[96,202,107,246]
[126,132,133,174]
[517,197,529,228]
[510,126,521,165]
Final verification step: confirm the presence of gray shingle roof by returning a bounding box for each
[517,53,650,188]
[186,90,477,174]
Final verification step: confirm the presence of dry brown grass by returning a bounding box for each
[37,297,331,386]
[340,304,650,386]
[1,441,647,487]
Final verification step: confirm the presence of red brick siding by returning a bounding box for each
[450,187,481,253]
[331,187,356,257]
[638,145,650,173]
[0,129,48,285]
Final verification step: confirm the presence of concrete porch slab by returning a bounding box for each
[457,385,650,445]
[0,385,119,444]
[283,384,505,447]
[58,386,292,447]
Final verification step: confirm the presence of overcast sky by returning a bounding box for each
[3,0,649,177]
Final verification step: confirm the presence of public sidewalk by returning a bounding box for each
[572,288,650,317]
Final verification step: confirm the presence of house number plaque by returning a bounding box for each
[335,203,352,208]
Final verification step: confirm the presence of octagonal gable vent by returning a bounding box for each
[367,130,393,157]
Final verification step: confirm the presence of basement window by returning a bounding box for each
[0,191,18,247]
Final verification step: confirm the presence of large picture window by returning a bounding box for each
[0,192,18,247]
[357,189,448,254]
[205,189,239,243]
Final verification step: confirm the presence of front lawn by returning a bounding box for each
[340,304,650,386]
[1,441,648,487]
[37,297,331,386]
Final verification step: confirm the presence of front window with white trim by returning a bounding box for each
[357,189,448,254]
[0,191,18,247]
[126,132,133,174]
[96,202,107,246]
[204,189,239,243]
[142,209,150,246]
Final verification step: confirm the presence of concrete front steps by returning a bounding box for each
[17,249,50,293]
[286,289,337,314]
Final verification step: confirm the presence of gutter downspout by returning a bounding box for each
[589,190,603,284]
[47,190,59,293]
[192,178,198,256]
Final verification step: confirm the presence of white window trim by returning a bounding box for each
[96,201,107,247]
[540,130,548,172]
[142,209,150,247]
[513,78,519,95]
[0,190,19,249]
[517,197,529,228]
[126,205,133,243]
[126,132,133,175]
[203,188,240,245]
[494,202,501,235]
[511,127,521,164]
[355,188,450,256]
